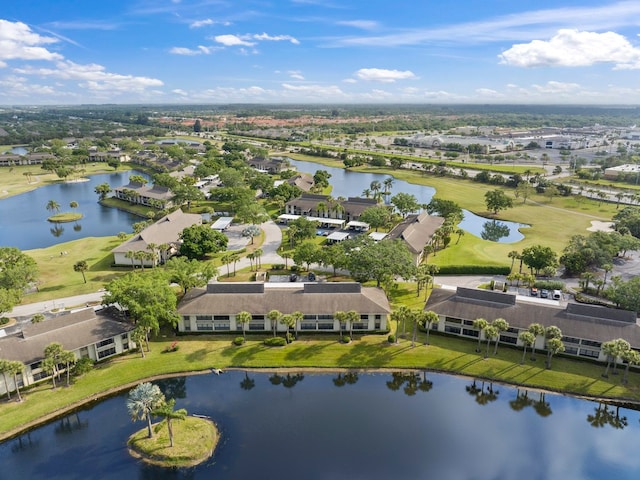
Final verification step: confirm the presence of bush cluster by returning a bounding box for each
[233,337,245,346]
[387,334,396,343]
[264,337,287,347]
[533,280,565,290]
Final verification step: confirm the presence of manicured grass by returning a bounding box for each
[24,236,127,303]
[128,417,218,467]
[1,329,638,440]
[47,213,83,223]
[0,164,134,199]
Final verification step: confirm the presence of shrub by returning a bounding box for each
[0,317,9,325]
[533,280,565,290]
[264,337,287,347]
[163,341,179,353]
[436,265,511,275]
[387,334,396,343]
[341,337,351,344]
[233,337,245,346]
[74,357,94,376]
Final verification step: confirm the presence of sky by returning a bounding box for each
[2,0,640,105]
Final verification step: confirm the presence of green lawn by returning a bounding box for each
[1,325,638,440]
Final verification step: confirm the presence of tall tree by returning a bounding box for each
[164,257,217,294]
[73,260,89,284]
[419,310,440,346]
[236,311,251,341]
[484,189,513,215]
[335,311,347,342]
[472,318,488,353]
[179,224,228,259]
[267,309,282,337]
[127,382,166,439]
[153,398,187,448]
[528,323,545,361]
[483,325,499,359]
[46,200,61,214]
[518,331,536,364]
[492,318,509,355]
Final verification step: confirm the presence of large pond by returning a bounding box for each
[0,170,149,250]
[1,371,638,479]
[288,158,528,243]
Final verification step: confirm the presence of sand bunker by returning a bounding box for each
[587,220,615,232]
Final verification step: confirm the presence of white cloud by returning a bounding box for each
[190,19,214,28]
[253,33,300,44]
[336,20,379,30]
[213,34,255,47]
[355,68,416,83]
[15,60,163,92]
[475,88,504,98]
[288,70,304,80]
[172,88,188,96]
[499,29,640,69]
[282,83,346,97]
[531,80,582,94]
[0,19,63,65]
[169,45,215,55]
[342,78,357,83]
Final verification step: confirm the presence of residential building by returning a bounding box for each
[285,194,378,221]
[177,282,391,334]
[111,209,202,266]
[386,212,445,265]
[0,308,134,396]
[113,181,174,208]
[425,286,640,363]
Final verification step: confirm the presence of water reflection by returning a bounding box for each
[73,223,82,232]
[49,223,64,237]
[2,371,640,480]
[481,220,511,242]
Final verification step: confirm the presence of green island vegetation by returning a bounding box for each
[128,416,218,467]
[47,213,83,223]
[2,104,640,441]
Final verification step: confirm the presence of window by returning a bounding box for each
[564,346,578,355]
[353,322,368,330]
[251,315,264,321]
[196,315,212,321]
[499,334,517,345]
[581,339,601,348]
[445,317,462,324]
[301,322,316,330]
[579,349,599,358]
[98,347,117,359]
[375,314,382,320]
[444,325,461,334]
[214,322,230,331]
[463,320,475,326]
[96,338,115,348]
[562,336,580,345]
[304,314,316,321]
[318,322,334,330]
[196,322,213,331]
[318,314,333,320]
[360,314,368,320]
[463,328,479,338]
[215,315,230,321]
[249,322,264,330]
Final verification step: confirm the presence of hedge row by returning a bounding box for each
[436,265,511,275]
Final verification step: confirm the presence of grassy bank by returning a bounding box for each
[1,324,638,440]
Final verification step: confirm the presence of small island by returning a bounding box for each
[126,382,218,468]
[128,416,219,468]
[47,212,83,223]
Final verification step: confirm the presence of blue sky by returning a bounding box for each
[2,0,640,104]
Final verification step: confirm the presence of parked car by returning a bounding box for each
[540,289,549,298]
[308,272,316,281]
[530,287,538,296]
[553,290,562,300]
[289,273,298,282]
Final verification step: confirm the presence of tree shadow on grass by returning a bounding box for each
[336,341,399,366]
[185,348,210,363]
[283,342,329,361]
[220,344,263,363]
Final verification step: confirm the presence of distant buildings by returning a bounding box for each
[113,181,174,209]
[387,212,445,265]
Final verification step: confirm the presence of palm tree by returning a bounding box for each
[508,250,520,271]
[291,310,304,339]
[346,310,359,340]
[472,318,488,352]
[492,318,509,355]
[279,314,295,342]
[267,309,282,337]
[335,311,348,342]
[545,338,565,369]
[240,372,256,391]
[236,311,252,341]
[152,398,187,447]
[621,349,640,385]
[131,326,147,358]
[46,200,61,214]
[391,306,411,343]
[518,331,535,364]
[370,180,382,201]
[73,260,89,283]
[125,250,136,270]
[41,357,58,388]
[254,248,264,269]
[61,350,76,387]
[0,360,12,400]
[221,253,232,277]
[528,323,545,361]
[483,325,499,359]
[383,177,394,196]
[9,361,24,402]
[69,201,78,211]
[419,310,439,346]
[127,382,165,439]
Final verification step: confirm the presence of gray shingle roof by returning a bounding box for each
[387,212,444,254]
[0,309,133,365]
[179,282,391,316]
[426,287,640,347]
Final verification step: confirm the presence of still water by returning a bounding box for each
[0,171,148,250]
[1,371,638,480]
[287,158,527,243]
